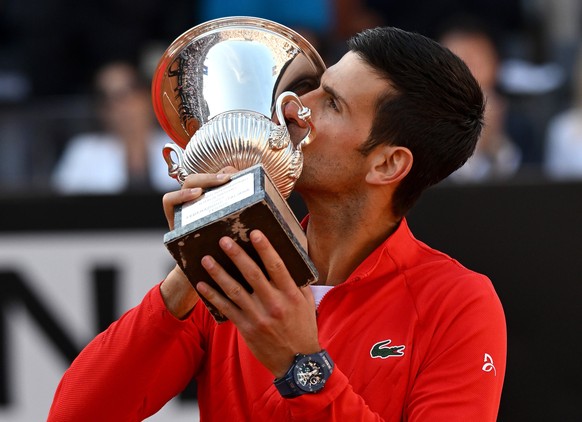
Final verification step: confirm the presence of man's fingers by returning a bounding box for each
[213,232,295,300]
[196,280,242,322]
[162,188,202,229]
[198,256,246,322]
[162,172,233,229]
[217,166,238,175]
[182,172,231,189]
[248,230,294,290]
[215,235,278,298]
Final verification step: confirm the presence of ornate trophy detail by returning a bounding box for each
[152,16,326,198]
[152,17,326,322]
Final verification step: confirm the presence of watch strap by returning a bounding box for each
[274,350,334,398]
[274,370,302,398]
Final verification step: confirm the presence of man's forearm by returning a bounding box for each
[47,283,199,421]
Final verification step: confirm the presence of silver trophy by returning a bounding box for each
[152,17,326,322]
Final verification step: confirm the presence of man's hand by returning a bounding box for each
[162,169,236,230]
[196,230,321,378]
[160,167,237,319]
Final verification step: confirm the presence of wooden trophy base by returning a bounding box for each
[164,164,318,322]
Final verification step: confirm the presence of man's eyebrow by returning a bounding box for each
[322,83,349,112]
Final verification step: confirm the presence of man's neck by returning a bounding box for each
[304,198,400,286]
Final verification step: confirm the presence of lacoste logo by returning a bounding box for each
[370,339,405,359]
[482,353,497,376]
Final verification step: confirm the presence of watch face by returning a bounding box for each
[294,359,325,392]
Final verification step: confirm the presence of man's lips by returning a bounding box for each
[288,124,312,147]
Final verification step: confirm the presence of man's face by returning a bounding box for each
[96,64,151,133]
[287,51,390,197]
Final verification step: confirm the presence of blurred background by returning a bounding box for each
[0,0,581,421]
[2,0,582,191]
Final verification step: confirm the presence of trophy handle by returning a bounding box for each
[163,143,189,184]
[275,91,316,151]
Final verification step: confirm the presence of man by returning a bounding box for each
[438,18,522,182]
[48,27,506,421]
[52,61,179,194]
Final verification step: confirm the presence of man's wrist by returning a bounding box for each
[274,350,334,398]
[160,266,199,319]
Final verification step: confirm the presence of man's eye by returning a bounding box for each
[327,98,338,111]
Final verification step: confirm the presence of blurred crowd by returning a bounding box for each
[1,0,581,195]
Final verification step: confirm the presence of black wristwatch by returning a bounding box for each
[274,350,334,398]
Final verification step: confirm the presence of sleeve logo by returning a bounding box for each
[482,353,497,376]
[370,339,405,359]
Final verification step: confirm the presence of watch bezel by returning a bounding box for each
[292,352,333,393]
[274,350,334,398]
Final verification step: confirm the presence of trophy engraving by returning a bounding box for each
[152,17,326,322]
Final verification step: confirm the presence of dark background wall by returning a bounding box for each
[408,181,582,421]
[1,180,581,421]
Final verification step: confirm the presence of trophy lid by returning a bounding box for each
[152,16,326,149]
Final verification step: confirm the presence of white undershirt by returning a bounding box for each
[310,285,334,309]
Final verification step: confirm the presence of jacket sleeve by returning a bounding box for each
[404,274,507,421]
[281,370,387,421]
[47,283,205,422]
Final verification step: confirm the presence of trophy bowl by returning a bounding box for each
[151,16,327,197]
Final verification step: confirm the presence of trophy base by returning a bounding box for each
[164,164,318,323]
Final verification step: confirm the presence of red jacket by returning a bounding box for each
[48,218,506,421]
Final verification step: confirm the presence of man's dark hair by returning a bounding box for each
[348,27,484,217]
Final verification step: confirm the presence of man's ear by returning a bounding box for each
[365,145,413,185]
